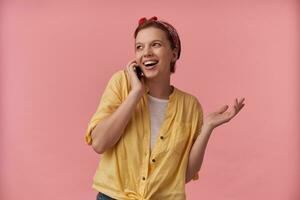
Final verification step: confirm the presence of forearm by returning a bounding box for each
[91,90,142,154]
[185,125,213,183]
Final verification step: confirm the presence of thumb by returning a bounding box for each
[217,105,229,114]
[141,77,145,85]
[141,78,149,93]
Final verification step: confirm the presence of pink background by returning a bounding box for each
[1,0,299,199]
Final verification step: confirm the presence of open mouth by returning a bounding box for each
[143,60,159,69]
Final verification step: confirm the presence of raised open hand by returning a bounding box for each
[203,97,245,130]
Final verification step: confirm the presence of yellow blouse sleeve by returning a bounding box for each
[84,71,124,145]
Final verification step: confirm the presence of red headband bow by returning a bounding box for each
[138,16,158,25]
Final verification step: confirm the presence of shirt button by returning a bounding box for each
[160,136,164,139]
[142,177,146,180]
[152,159,156,162]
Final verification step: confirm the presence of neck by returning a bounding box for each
[145,77,173,100]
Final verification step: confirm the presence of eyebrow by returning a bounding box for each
[135,40,164,45]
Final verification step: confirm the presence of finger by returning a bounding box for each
[130,63,139,74]
[236,103,245,114]
[233,98,239,111]
[126,64,135,78]
[218,105,229,114]
[237,98,244,109]
[141,77,146,86]
[130,61,138,67]
[234,98,239,111]
[234,104,238,112]
[128,62,137,73]
[240,97,245,104]
[238,98,245,108]
[236,98,245,109]
[126,60,137,70]
[239,101,244,109]
[127,59,137,66]
[239,103,245,110]
[237,99,244,108]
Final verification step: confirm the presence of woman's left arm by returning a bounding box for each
[185,97,246,183]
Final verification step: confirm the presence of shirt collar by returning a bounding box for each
[145,85,177,101]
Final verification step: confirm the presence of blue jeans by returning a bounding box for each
[96,192,116,200]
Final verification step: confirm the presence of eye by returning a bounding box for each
[153,42,161,47]
[136,45,142,50]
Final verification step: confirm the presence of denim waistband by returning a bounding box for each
[96,192,116,200]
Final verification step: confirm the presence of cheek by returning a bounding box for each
[157,49,171,58]
[159,53,172,63]
[135,53,141,61]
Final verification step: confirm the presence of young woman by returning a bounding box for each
[85,16,245,200]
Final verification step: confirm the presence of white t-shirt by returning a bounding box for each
[147,94,169,151]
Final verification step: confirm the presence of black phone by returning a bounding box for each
[134,65,143,80]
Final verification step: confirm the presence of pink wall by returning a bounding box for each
[1,0,299,199]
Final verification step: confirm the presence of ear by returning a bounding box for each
[171,48,178,62]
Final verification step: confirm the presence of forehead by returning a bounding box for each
[135,27,168,44]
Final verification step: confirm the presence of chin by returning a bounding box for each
[143,70,159,79]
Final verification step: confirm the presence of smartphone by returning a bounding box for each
[133,65,143,80]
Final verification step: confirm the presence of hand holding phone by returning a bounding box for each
[126,60,146,96]
[133,65,144,80]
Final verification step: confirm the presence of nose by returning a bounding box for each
[143,46,154,57]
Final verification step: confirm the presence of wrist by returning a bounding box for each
[129,89,143,100]
[201,124,214,134]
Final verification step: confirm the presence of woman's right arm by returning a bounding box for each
[91,60,146,154]
[91,90,141,154]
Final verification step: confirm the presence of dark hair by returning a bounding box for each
[134,20,181,73]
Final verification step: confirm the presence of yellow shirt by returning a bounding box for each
[85,70,203,200]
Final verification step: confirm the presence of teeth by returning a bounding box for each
[143,60,158,66]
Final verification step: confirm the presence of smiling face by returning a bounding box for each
[135,27,178,80]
